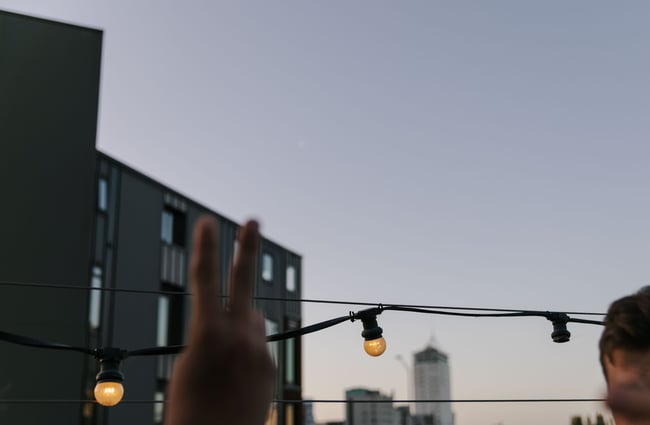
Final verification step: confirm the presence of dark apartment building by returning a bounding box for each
[0,9,302,425]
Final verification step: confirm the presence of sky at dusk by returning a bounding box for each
[2,1,650,424]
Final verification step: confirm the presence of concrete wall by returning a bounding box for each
[104,172,162,424]
[0,10,102,424]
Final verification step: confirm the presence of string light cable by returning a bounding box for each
[0,280,606,406]
[0,397,606,404]
[0,279,606,315]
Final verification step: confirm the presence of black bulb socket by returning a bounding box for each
[357,309,383,341]
[95,348,125,383]
[548,313,571,343]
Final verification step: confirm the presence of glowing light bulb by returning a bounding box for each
[364,336,387,357]
[94,381,124,406]
[358,308,386,357]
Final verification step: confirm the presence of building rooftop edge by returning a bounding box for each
[96,149,303,258]
[0,8,103,33]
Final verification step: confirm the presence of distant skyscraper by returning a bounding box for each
[345,388,396,425]
[413,345,454,425]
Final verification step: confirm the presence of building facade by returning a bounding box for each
[345,388,396,425]
[1,10,302,425]
[84,153,303,425]
[395,406,413,425]
[413,346,454,425]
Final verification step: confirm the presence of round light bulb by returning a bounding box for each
[94,381,124,406]
[364,337,387,357]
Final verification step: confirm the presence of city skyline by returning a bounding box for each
[1,2,648,425]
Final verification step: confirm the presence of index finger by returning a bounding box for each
[229,220,260,317]
[188,216,222,333]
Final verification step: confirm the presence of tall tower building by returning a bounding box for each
[413,345,454,425]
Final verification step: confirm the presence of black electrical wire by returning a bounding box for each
[570,318,604,326]
[0,331,94,356]
[383,306,541,318]
[0,282,611,410]
[0,280,189,297]
[120,305,602,356]
[0,398,606,404]
[382,305,605,326]
[266,315,351,342]
[127,345,185,356]
[272,398,607,404]
[0,280,607,316]
[0,304,605,360]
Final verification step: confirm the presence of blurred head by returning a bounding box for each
[599,287,650,425]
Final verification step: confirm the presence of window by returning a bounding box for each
[265,318,279,366]
[262,253,273,282]
[88,267,102,328]
[157,285,185,380]
[285,405,294,425]
[156,295,176,380]
[153,391,165,423]
[161,211,174,244]
[285,337,295,384]
[157,296,169,347]
[161,208,186,246]
[286,265,296,292]
[98,178,108,211]
[94,215,105,264]
[161,244,186,287]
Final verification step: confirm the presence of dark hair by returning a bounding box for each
[599,286,650,378]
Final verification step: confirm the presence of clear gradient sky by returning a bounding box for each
[2,2,650,424]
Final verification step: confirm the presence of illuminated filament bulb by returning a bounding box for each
[360,310,387,357]
[94,380,124,406]
[364,336,387,357]
[94,349,126,406]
